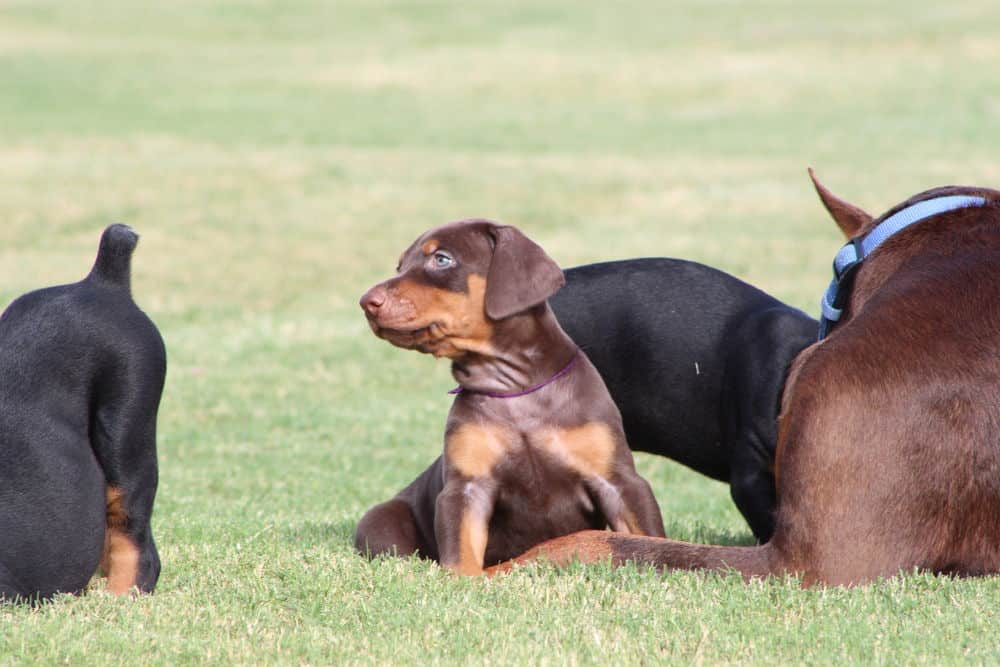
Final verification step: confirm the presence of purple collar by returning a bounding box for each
[448,351,579,399]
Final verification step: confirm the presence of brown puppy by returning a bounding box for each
[355,219,665,575]
[487,177,1000,585]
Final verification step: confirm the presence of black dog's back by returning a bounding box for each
[0,225,165,601]
[550,258,817,540]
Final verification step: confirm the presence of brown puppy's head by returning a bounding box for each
[359,219,565,359]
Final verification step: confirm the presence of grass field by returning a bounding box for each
[2,0,999,664]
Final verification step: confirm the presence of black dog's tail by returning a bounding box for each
[88,224,139,289]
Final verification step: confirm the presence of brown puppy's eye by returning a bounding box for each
[430,251,455,269]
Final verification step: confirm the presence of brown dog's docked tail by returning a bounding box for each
[88,224,139,290]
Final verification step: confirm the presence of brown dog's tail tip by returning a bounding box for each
[89,223,139,289]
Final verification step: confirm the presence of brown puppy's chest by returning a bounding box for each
[445,420,622,563]
[483,487,606,565]
[445,420,618,482]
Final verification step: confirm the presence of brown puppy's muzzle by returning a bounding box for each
[359,281,436,350]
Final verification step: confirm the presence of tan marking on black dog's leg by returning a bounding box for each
[101,486,140,595]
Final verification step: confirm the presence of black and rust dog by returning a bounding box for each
[355,219,665,575]
[551,259,816,541]
[0,225,166,602]
[490,175,1000,585]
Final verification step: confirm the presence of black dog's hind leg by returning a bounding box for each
[729,458,777,543]
[90,334,166,595]
[723,308,815,543]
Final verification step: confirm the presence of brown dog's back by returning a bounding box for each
[775,205,1000,582]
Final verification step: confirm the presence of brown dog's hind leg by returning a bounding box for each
[354,499,423,559]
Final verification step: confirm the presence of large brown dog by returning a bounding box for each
[355,220,664,575]
[488,175,1000,585]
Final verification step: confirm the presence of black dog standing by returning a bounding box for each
[550,259,817,542]
[0,225,166,602]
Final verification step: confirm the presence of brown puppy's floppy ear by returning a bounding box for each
[808,167,873,238]
[484,224,565,320]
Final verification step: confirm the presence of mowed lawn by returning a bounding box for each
[1,0,999,663]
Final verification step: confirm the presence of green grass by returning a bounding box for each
[1,0,998,664]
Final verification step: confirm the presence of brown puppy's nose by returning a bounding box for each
[360,286,387,316]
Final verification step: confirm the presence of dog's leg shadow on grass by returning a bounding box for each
[278,519,357,549]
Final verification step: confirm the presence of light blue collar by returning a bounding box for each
[818,194,988,339]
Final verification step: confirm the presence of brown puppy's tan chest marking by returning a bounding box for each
[535,422,616,479]
[446,422,514,478]
[447,421,617,480]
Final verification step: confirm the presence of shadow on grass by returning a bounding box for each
[280,519,357,546]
